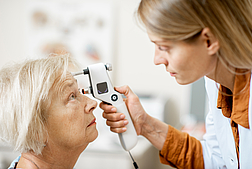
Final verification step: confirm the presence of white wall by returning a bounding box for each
[0,0,193,168]
[0,0,191,122]
[0,0,27,66]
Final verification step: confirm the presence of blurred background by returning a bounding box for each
[0,0,207,168]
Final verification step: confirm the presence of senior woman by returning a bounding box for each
[0,55,98,169]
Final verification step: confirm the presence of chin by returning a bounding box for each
[88,130,99,143]
[176,78,195,85]
[176,80,191,85]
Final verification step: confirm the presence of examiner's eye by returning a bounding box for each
[158,46,169,51]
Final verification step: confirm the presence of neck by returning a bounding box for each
[18,143,88,169]
[206,60,236,92]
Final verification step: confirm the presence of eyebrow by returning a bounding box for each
[150,40,170,45]
[151,40,165,43]
[59,78,78,93]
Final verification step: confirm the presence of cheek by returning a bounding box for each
[47,104,86,145]
[170,51,190,70]
[174,45,203,70]
[64,104,86,133]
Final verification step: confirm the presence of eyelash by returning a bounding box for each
[68,88,84,101]
[158,46,169,52]
[69,93,77,101]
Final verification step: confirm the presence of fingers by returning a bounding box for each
[110,126,127,133]
[99,102,116,112]
[102,111,129,133]
[106,119,128,127]
[100,102,129,133]
[102,110,124,121]
[99,85,138,134]
[107,120,128,133]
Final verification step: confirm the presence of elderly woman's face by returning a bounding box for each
[46,72,98,150]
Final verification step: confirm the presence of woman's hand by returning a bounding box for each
[99,85,147,135]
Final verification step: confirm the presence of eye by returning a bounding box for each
[69,93,76,101]
[158,46,170,52]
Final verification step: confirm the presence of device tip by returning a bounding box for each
[105,63,112,71]
[71,71,83,76]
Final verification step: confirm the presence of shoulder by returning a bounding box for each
[8,155,21,169]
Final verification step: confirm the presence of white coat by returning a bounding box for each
[201,76,252,169]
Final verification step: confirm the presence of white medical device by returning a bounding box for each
[72,63,138,151]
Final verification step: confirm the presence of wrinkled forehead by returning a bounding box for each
[50,71,77,96]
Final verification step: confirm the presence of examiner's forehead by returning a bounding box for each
[148,33,170,44]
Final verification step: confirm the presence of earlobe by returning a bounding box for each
[202,28,220,55]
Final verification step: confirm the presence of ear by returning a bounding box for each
[201,28,219,55]
[43,128,49,145]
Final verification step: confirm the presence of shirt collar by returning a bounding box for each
[217,69,251,129]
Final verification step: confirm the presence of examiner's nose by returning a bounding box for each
[154,46,168,66]
[84,97,97,114]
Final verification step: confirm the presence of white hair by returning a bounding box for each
[0,54,76,154]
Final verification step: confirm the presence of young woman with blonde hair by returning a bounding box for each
[100,0,252,168]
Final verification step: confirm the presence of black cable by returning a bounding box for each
[128,151,139,169]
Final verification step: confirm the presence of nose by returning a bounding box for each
[83,96,98,114]
[153,45,168,66]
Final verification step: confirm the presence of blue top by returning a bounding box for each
[8,155,75,169]
[8,155,20,169]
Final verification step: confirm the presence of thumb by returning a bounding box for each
[114,85,134,98]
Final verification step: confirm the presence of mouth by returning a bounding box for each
[167,69,177,77]
[170,72,177,77]
[87,118,96,127]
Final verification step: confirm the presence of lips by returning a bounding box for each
[167,69,176,77]
[87,118,96,127]
[170,72,176,77]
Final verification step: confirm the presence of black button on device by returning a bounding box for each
[111,94,118,101]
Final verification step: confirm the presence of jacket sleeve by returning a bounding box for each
[159,111,227,169]
[159,125,204,169]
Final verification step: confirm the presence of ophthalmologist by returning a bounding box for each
[100,0,252,169]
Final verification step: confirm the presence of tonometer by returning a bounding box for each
[72,63,138,151]
[72,63,139,168]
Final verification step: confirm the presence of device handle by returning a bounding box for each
[116,102,138,151]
